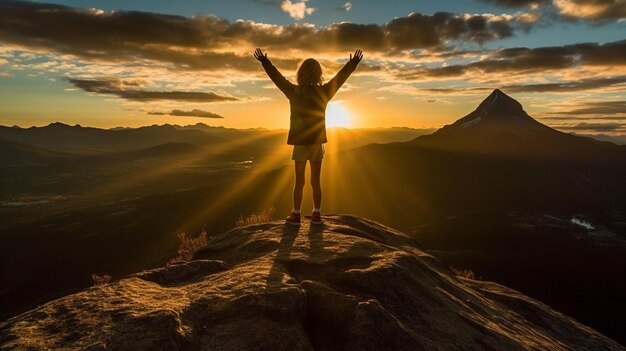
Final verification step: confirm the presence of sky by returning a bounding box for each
[0,0,624,134]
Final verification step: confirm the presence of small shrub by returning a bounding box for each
[167,230,209,265]
[449,266,477,280]
[235,207,275,226]
[91,274,112,286]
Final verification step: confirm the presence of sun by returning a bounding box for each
[326,101,352,128]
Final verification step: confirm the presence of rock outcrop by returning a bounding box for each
[1,215,623,350]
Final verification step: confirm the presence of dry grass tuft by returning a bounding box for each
[91,274,112,286]
[167,230,209,265]
[449,266,478,280]
[235,207,275,226]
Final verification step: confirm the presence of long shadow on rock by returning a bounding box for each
[265,224,300,289]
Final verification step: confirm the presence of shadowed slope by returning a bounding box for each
[0,215,621,350]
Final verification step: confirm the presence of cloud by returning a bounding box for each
[506,40,626,66]
[383,12,519,50]
[483,0,626,21]
[400,76,626,96]
[395,40,626,80]
[148,109,225,118]
[1,0,623,102]
[540,116,626,120]
[503,76,626,93]
[0,0,530,73]
[553,0,626,21]
[67,78,238,102]
[551,122,624,131]
[546,101,626,115]
[480,0,547,7]
[279,0,315,20]
[341,2,353,11]
[377,84,423,96]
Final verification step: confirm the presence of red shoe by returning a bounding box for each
[285,212,301,226]
[311,211,323,225]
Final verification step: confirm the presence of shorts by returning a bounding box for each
[292,144,325,162]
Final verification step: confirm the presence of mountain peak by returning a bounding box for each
[476,88,523,113]
[488,88,504,99]
[441,89,548,133]
[0,214,620,350]
[413,89,584,155]
[483,89,506,105]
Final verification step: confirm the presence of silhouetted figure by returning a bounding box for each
[254,48,362,226]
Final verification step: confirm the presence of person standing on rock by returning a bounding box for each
[254,48,362,226]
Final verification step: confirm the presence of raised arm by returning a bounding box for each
[254,48,295,98]
[324,49,363,100]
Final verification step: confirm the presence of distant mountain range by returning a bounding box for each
[0,122,435,155]
[0,123,224,153]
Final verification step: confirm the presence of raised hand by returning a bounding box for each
[253,48,268,62]
[349,49,363,64]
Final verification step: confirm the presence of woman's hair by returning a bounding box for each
[296,58,323,86]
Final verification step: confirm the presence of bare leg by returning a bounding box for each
[293,161,307,211]
[310,161,322,210]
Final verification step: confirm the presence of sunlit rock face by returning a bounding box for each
[0,214,622,350]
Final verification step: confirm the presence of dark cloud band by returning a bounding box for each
[396,40,626,79]
[551,122,624,132]
[480,0,547,7]
[148,109,225,118]
[503,76,626,93]
[546,101,626,115]
[416,76,626,94]
[68,78,238,102]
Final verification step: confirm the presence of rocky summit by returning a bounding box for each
[0,215,623,350]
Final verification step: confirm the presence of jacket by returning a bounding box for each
[261,58,357,145]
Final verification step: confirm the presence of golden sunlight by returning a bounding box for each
[326,101,352,128]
